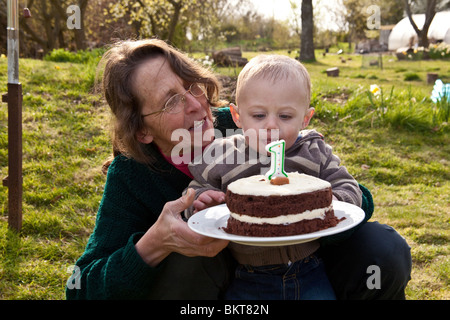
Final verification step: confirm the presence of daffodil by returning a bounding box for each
[370,84,381,97]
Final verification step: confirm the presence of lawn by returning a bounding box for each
[0,50,448,300]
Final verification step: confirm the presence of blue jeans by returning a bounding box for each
[224,254,336,300]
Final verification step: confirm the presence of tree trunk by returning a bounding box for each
[404,0,437,48]
[300,0,315,62]
[74,0,88,50]
[40,0,52,52]
[50,0,88,50]
[167,0,183,43]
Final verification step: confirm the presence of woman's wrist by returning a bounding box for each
[135,224,170,267]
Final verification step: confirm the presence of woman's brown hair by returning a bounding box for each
[99,39,222,173]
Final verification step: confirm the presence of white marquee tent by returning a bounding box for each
[388,11,450,50]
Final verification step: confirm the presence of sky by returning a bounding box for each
[249,0,346,31]
[250,0,294,20]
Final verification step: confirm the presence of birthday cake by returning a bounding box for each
[224,172,342,237]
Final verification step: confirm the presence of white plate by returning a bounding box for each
[188,200,365,246]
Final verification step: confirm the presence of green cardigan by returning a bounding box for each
[65,108,373,300]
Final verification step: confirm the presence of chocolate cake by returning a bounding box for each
[224,172,342,237]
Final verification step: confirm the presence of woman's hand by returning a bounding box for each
[135,189,229,267]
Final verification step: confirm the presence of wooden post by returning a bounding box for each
[326,67,339,77]
[4,0,22,232]
[212,47,248,67]
[427,73,439,85]
[3,84,23,231]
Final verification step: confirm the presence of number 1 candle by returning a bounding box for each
[265,140,289,185]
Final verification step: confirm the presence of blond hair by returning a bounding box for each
[236,54,311,107]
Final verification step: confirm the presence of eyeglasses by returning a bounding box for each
[141,83,206,117]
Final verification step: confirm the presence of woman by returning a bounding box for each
[66,39,411,300]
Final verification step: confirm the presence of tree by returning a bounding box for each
[404,0,437,48]
[343,0,404,50]
[49,0,89,50]
[300,0,315,61]
[183,0,235,51]
[20,0,69,54]
[380,0,405,25]
[106,0,185,43]
[290,0,316,61]
[71,0,89,50]
[342,0,367,49]
[106,0,229,48]
[18,0,89,54]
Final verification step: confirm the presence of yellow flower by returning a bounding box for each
[370,84,381,97]
[55,65,60,70]
[0,54,6,59]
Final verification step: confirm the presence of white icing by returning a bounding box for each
[229,206,332,225]
[227,172,331,196]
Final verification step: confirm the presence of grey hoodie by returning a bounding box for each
[186,129,362,265]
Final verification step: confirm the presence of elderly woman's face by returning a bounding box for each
[133,56,214,156]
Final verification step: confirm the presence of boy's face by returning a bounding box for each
[232,77,314,153]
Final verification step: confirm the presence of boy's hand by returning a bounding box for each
[193,190,226,213]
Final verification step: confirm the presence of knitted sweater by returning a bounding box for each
[186,131,362,266]
[65,107,373,300]
[65,108,237,300]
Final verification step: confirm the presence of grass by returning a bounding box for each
[0,51,449,300]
